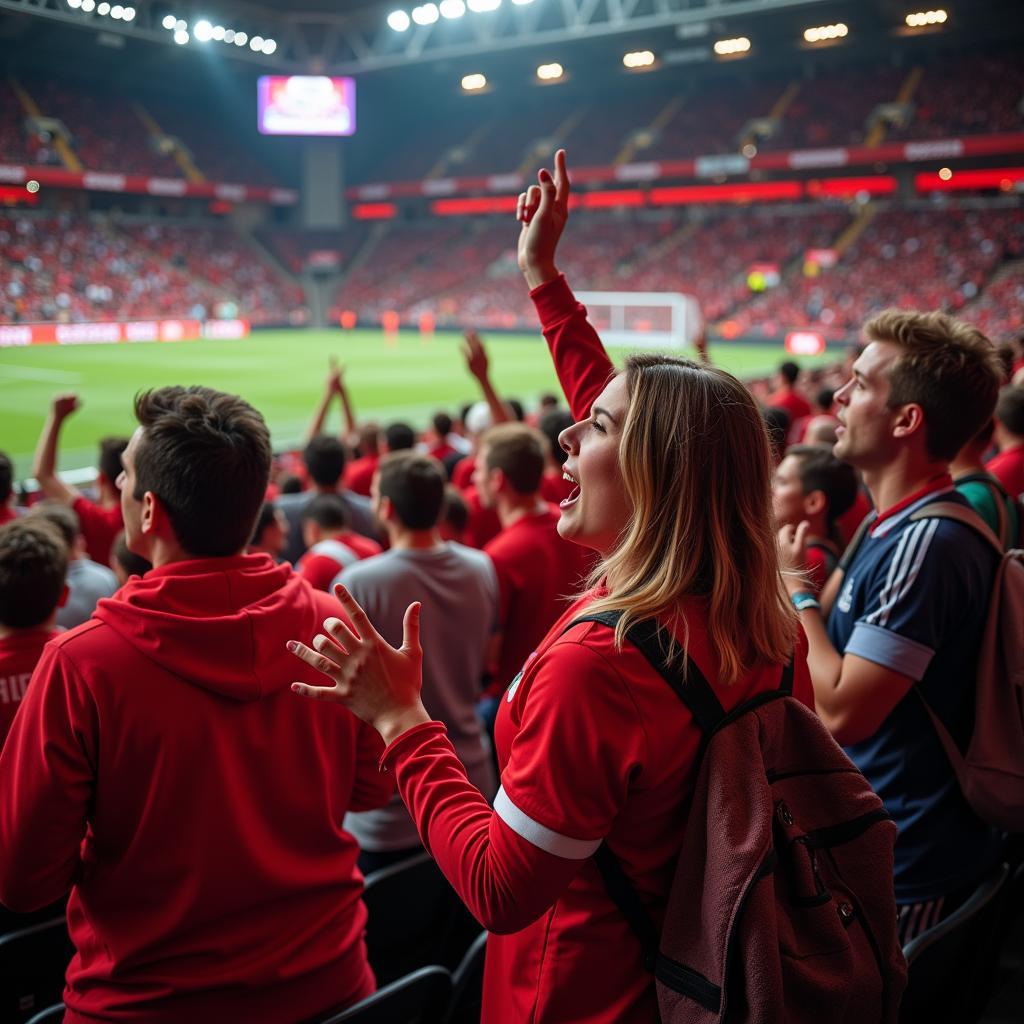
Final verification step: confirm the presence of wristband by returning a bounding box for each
[790,591,821,613]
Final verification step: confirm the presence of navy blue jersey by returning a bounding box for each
[827,486,1001,903]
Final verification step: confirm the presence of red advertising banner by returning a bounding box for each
[0,319,250,348]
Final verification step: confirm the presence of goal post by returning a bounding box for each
[574,291,702,351]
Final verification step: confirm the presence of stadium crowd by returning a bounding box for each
[0,147,1023,1024]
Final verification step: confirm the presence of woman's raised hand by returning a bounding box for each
[288,584,431,746]
[517,149,570,290]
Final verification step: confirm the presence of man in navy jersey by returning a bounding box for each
[778,309,1004,944]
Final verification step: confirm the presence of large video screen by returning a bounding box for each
[257,76,356,136]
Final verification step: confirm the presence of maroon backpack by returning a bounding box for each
[568,612,907,1023]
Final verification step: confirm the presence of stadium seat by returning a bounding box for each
[24,1005,65,1024]
[362,852,481,985]
[318,965,452,1024]
[0,916,73,1023]
[443,931,487,1024]
[900,861,1011,1024]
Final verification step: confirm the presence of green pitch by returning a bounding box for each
[0,328,819,477]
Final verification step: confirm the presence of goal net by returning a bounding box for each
[574,291,702,351]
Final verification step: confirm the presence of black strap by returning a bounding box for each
[593,844,660,970]
[837,506,876,573]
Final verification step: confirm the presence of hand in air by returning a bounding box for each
[462,330,490,382]
[52,392,81,420]
[517,149,570,289]
[327,356,345,394]
[288,584,431,745]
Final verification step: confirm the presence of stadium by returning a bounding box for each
[0,0,1023,1021]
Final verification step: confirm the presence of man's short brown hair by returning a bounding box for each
[0,519,67,629]
[377,452,445,530]
[865,309,1002,462]
[133,387,271,557]
[482,423,546,495]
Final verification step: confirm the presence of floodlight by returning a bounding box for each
[388,10,411,31]
[224,29,235,41]
[123,5,135,19]
[440,0,465,17]
[173,28,189,43]
[412,3,439,25]
[162,13,176,28]
[97,2,110,14]
[212,25,225,40]
[194,19,213,41]
[234,32,247,45]
[250,35,264,50]
[67,0,83,9]
[713,37,750,55]
[175,18,186,30]
[81,0,96,10]
[623,50,655,68]
[262,39,277,54]
[111,4,124,17]
[467,0,501,12]
[537,62,564,81]
[461,73,487,90]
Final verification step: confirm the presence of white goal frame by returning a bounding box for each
[574,291,702,350]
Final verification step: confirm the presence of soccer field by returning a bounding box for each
[0,328,821,477]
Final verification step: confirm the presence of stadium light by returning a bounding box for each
[161,13,175,28]
[412,3,440,25]
[713,37,751,55]
[224,28,235,41]
[26,180,40,194]
[467,0,501,12]
[537,62,564,81]
[66,0,83,8]
[173,28,189,44]
[906,10,947,27]
[387,10,411,31]
[512,0,535,5]
[623,50,655,68]
[461,72,487,91]
[175,18,186,30]
[111,4,123,16]
[938,166,953,181]
[123,5,135,19]
[212,24,225,40]
[81,0,95,10]
[250,35,264,50]
[234,31,248,45]
[440,0,466,17]
[804,23,848,43]
[194,19,214,41]
[262,39,277,54]
[97,1,110,14]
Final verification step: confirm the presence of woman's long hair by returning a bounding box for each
[583,353,797,684]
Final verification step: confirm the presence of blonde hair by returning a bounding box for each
[584,354,797,685]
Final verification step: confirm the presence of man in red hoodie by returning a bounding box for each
[0,386,393,1024]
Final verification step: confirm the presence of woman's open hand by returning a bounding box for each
[288,584,431,746]
[517,149,569,290]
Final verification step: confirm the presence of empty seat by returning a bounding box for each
[444,931,486,1024]
[0,916,73,1023]
[319,965,452,1024]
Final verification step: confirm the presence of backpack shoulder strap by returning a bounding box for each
[909,500,1004,557]
[838,508,877,573]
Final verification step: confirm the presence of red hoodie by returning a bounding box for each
[0,554,393,1023]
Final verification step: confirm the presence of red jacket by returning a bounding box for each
[0,554,393,1023]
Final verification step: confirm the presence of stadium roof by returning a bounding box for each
[1,0,1022,78]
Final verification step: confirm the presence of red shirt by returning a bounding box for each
[804,538,839,593]
[72,496,122,567]
[836,489,873,547]
[451,456,474,492]
[0,505,16,527]
[986,446,1024,500]
[463,487,502,549]
[483,505,591,695]
[297,533,383,592]
[381,276,815,1024]
[0,556,392,1023]
[427,442,457,463]
[342,455,379,497]
[767,387,813,426]
[0,628,59,749]
[539,471,576,505]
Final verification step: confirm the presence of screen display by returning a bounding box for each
[257,76,356,136]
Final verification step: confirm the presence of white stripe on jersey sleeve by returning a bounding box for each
[494,786,603,860]
[865,519,938,629]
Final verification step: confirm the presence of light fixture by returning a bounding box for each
[234,31,248,45]
[905,9,947,27]
[461,72,487,90]
[161,13,176,28]
[173,28,189,44]
[440,0,465,17]
[66,0,83,8]
[713,36,751,55]
[387,9,411,30]
[262,38,277,54]
[123,5,135,19]
[467,0,501,11]
[623,50,656,68]
[412,3,439,25]
[224,28,235,41]
[81,0,96,11]
[250,35,264,50]
[194,19,213,41]
[111,4,124,17]
[804,23,848,43]
[741,143,757,158]
[511,0,535,4]
[26,180,40,194]
[175,18,186,30]
[212,24,225,40]
[938,166,953,181]
[97,1,110,14]
[537,62,564,81]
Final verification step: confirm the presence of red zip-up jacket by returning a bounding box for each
[0,553,393,1023]
[380,277,813,1023]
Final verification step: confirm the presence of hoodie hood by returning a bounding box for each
[93,553,326,702]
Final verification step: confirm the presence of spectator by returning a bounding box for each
[952,420,1021,549]
[0,452,18,526]
[438,485,469,544]
[474,423,590,732]
[772,446,858,593]
[343,423,381,497]
[32,393,128,566]
[987,386,1024,498]
[384,421,416,453]
[0,518,66,749]
[767,361,813,425]
[290,151,824,1024]
[297,494,382,592]
[29,501,118,629]
[110,530,151,585]
[336,452,498,873]
[425,411,459,463]
[248,501,289,561]
[0,386,393,1022]
[537,407,576,504]
[277,435,377,564]
[762,406,791,466]
[778,308,1004,944]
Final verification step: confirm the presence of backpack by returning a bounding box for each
[564,611,906,1024]
[954,471,1023,550]
[905,501,1024,832]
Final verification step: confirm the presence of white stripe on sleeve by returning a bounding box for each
[494,786,603,860]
